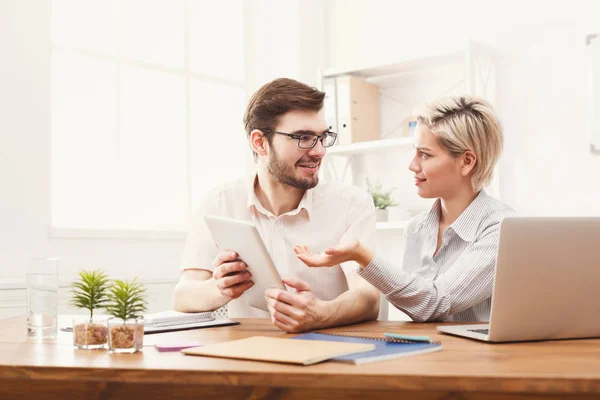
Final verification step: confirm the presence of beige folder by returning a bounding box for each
[181,336,375,365]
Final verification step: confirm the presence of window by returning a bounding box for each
[51,0,247,232]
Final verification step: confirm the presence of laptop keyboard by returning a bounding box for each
[468,328,489,335]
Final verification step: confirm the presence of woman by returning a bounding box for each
[295,96,514,322]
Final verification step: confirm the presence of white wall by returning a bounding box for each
[243,0,325,93]
[1,1,52,284]
[325,0,600,216]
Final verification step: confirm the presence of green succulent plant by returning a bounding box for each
[104,279,148,321]
[70,269,110,318]
[366,179,399,210]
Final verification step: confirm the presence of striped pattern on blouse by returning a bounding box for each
[359,190,514,322]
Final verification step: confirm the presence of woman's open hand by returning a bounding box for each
[294,239,361,268]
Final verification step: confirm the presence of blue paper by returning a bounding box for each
[291,332,442,365]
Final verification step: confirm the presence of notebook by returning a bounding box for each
[144,310,239,334]
[145,310,214,326]
[181,336,376,365]
[291,332,442,365]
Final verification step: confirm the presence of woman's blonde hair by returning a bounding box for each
[413,96,503,191]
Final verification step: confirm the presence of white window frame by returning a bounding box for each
[49,0,245,240]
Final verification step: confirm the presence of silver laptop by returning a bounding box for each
[437,217,600,342]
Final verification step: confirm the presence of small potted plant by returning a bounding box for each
[105,279,148,353]
[70,269,110,349]
[366,179,399,222]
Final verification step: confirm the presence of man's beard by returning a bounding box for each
[267,147,320,190]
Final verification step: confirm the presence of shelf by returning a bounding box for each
[322,41,497,80]
[323,50,464,79]
[327,137,413,156]
[376,221,409,231]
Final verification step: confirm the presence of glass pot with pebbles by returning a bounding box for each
[105,279,148,353]
[70,270,110,349]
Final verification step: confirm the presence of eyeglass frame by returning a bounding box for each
[260,129,338,149]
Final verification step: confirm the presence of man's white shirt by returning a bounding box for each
[180,175,376,318]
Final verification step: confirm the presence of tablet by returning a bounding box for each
[203,215,286,312]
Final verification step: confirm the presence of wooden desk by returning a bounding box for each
[0,316,599,400]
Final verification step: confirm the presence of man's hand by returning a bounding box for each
[212,251,254,299]
[294,239,361,267]
[264,277,328,333]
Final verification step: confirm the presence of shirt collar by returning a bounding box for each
[413,199,441,237]
[246,174,313,220]
[448,190,490,242]
[412,190,489,242]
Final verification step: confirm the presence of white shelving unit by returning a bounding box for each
[322,49,466,80]
[318,41,498,97]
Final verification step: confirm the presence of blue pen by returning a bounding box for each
[384,332,432,342]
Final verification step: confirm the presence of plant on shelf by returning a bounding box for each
[105,279,148,353]
[70,269,110,349]
[366,179,399,222]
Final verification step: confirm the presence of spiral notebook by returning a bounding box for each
[146,311,214,326]
[144,311,239,334]
[291,332,442,365]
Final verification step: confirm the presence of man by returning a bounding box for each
[173,78,379,333]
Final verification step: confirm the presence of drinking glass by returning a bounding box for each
[26,257,59,339]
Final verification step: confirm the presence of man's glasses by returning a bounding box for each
[264,130,338,149]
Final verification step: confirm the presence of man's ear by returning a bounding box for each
[250,129,269,157]
[460,150,477,177]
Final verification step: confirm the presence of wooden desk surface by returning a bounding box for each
[1,316,599,400]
